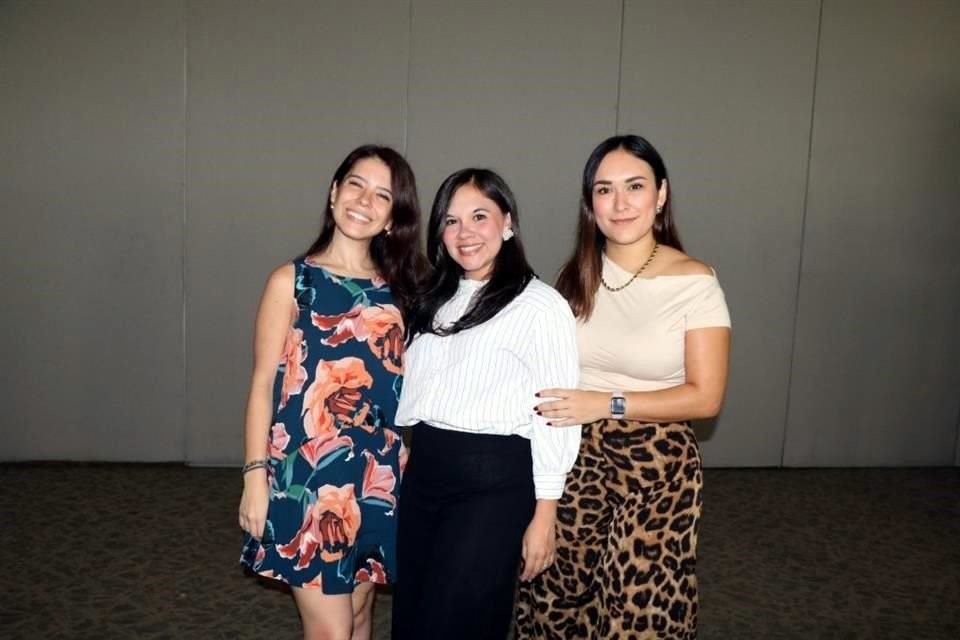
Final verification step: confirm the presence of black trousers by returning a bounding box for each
[392,423,536,640]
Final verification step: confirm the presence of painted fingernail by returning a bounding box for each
[535,392,541,397]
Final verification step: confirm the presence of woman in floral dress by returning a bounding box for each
[238,145,424,639]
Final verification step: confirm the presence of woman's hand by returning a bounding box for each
[238,468,270,540]
[536,388,607,427]
[520,501,558,582]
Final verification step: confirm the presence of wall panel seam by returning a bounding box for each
[402,0,413,154]
[614,0,625,133]
[181,0,189,464]
[781,0,824,467]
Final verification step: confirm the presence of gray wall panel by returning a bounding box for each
[617,0,821,465]
[185,0,410,464]
[0,1,186,460]
[405,0,622,280]
[784,0,960,466]
[4,1,956,467]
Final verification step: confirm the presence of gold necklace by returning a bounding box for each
[600,243,659,292]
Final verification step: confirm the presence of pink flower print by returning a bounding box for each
[360,451,397,510]
[379,428,399,456]
[300,429,354,470]
[312,305,367,346]
[355,558,387,584]
[301,358,373,438]
[269,423,291,460]
[369,313,404,375]
[277,484,361,566]
[279,328,308,410]
[312,304,404,375]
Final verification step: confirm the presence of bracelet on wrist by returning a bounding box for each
[242,458,269,475]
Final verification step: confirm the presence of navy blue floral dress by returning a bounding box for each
[240,258,406,593]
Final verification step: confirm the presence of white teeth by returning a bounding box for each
[459,244,482,255]
[346,210,372,223]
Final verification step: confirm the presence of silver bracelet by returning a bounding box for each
[241,458,269,475]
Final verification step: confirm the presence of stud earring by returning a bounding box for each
[656,205,663,214]
[502,228,514,241]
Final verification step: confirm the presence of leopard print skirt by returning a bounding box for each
[515,419,702,639]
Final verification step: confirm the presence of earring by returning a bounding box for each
[385,227,392,237]
[656,205,663,214]
[502,228,514,241]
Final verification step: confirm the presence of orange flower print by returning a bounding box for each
[301,358,373,438]
[312,304,404,375]
[300,429,354,469]
[355,558,387,584]
[360,451,397,510]
[269,423,291,460]
[379,428,399,456]
[279,328,308,410]
[277,484,362,567]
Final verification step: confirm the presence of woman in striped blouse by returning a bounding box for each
[391,168,582,640]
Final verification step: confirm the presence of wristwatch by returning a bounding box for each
[610,392,626,419]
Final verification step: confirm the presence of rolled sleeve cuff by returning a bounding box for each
[533,472,567,500]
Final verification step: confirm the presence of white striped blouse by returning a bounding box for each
[395,278,582,499]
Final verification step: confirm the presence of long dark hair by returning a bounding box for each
[405,168,535,340]
[302,144,426,317]
[556,134,683,319]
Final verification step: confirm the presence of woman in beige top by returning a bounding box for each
[515,135,731,640]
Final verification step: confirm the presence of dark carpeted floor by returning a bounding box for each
[1,465,958,639]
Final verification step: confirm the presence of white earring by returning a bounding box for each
[656,205,663,214]
[502,228,514,241]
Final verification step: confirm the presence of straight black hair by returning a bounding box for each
[405,168,535,340]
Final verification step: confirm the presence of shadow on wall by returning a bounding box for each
[692,417,719,443]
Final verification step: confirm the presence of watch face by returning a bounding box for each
[611,396,626,417]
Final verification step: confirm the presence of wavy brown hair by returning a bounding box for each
[556,135,683,319]
[302,144,426,317]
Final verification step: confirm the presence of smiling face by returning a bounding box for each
[441,182,512,280]
[591,148,667,249]
[329,157,394,242]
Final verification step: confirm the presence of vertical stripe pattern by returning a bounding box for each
[396,278,581,498]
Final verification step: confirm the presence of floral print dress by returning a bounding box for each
[240,258,406,593]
